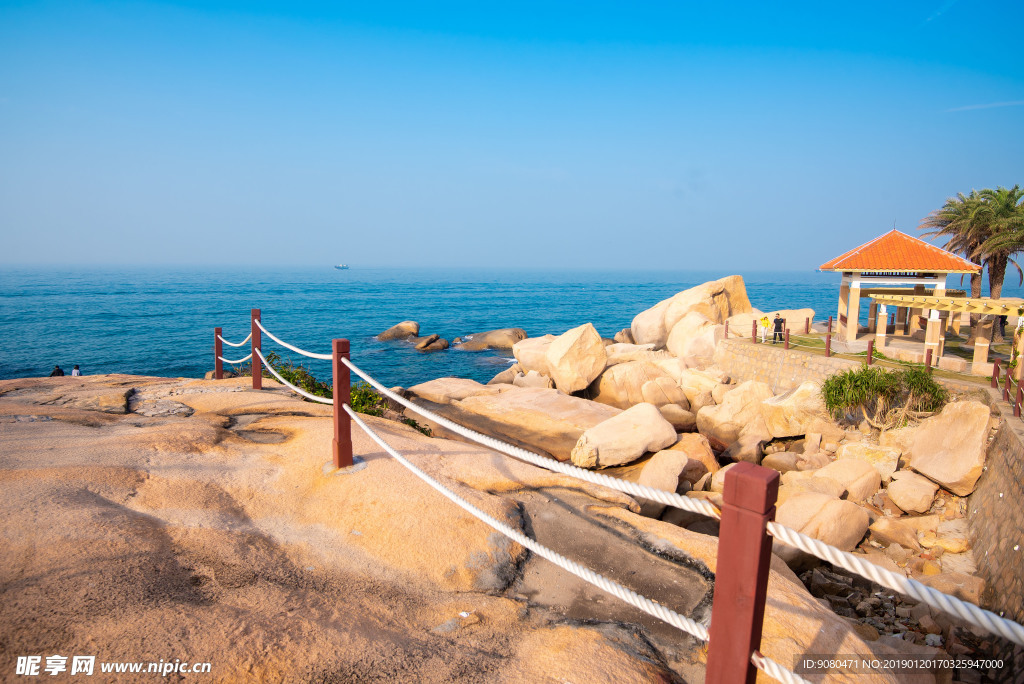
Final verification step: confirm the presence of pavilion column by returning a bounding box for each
[868,302,878,333]
[896,306,909,335]
[875,304,888,349]
[909,285,926,334]
[837,277,851,340]
[924,310,943,366]
[971,316,995,375]
[845,285,862,343]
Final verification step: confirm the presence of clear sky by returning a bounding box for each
[1,1,1022,269]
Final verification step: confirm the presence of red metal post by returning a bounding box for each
[805,317,810,334]
[706,462,780,684]
[251,308,262,390]
[784,329,789,350]
[724,320,729,337]
[827,315,833,333]
[1015,384,1022,418]
[866,340,874,366]
[332,339,353,469]
[751,320,757,343]
[992,359,1001,389]
[1004,366,1011,402]
[925,349,933,375]
[825,333,832,357]
[214,327,223,380]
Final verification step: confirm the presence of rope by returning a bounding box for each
[252,348,334,405]
[340,357,721,521]
[766,522,1024,646]
[751,652,811,684]
[218,333,252,347]
[218,353,252,364]
[254,319,332,360]
[342,404,714,641]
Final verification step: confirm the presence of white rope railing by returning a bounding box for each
[767,522,1024,646]
[254,319,332,360]
[344,404,807,684]
[252,347,334,405]
[218,332,252,347]
[341,356,722,521]
[218,353,252,365]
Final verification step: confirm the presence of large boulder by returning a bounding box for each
[512,370,554,389]
[887,470,939,514]
[545,323,607,393]
[678,368,725,405]
[909,401,991,496]
[664,433,720,478]
[811,459,880,502]
[407,377,507,405]
[378,320,419,341]
[657,404,697,431]
[695,380,773,448]
[665,312,723,367]
[454,387,621,461]
[774,492,870,565]
[836,443,902,484]
[487,363,523,385]
[760,381,834,439]
[636,450,691,517]
[570,403,677,469]
[586,361,686,411]
[604,343,657,367]
[630,276,752,348]
[512,335,555,375]
[454,328,528,351]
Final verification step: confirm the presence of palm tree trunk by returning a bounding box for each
[990,256,1008,343]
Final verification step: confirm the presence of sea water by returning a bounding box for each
[0,267,1009,387]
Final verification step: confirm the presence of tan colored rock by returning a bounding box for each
[544,323,608,393]
[723,431,769,464]
[630,275,752,348]
[586,361,675,410]
[604,342,657,366]
[761,452,800,473]
[778,471,846,502]
[919,572,985,606]
[887,470,939,514]
[657,404,697,431]
[677,369,723,404]
[689,390,715,414]
[665,312,723,366]
[710,463,737,493]
[812,458,881,502]
[487,363,523,385]
[774,492,870,565]
[454,328,528,351]
[613,328,635,344]
[761,381,836,439]
[909,401,990,495]
[640,377,688,409]
[458,387,620,461]
[837,443,902,484]
[665,433,720,477]
[511,335,555,375]
[571,403,677,469]
[411,333,439,349]
[512,370,555,389]
[710,382,734,405]
[869,518,922,551]
[695,380,773,447]
[636,450,690,517]
[378,320,419,340]
[407,377,506,405]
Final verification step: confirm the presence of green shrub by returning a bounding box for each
[822,365,947,428]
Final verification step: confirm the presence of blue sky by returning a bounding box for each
[1,1,1021,269]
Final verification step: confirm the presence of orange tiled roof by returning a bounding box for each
[819,230,980,273]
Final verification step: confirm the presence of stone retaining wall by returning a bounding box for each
[713,339,861,393]
[968,391,1024,666]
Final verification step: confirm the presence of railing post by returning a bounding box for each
[825,333,832,357]
[925,349,933,375]
[1015,384,1022,418]
[332,339,353,469]
[251,308,262,390]
[805,317,810,334]
[724,320,729,337]
[706,462,779,684]
[828,315,833,333]
[866,340,874,366]
[992,359,1001,389]
[1004,366,1011,402]
[214,327,223,380]
[751,320,756,343]
[784,329,789,350]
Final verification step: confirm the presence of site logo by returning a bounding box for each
[14,655,211,677]
[15,656,94,676]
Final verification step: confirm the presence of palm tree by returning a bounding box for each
[919,191,985,341]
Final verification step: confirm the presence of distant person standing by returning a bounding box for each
[773,314,784,344]
[49,365,65,377]
[759,315,771,343]
[71,365,82,376]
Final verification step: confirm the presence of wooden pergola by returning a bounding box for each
[820,230,980,344]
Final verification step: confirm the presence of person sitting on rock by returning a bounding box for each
[49,365,65,377]
[773,314,784,344]
[71,365,82,376]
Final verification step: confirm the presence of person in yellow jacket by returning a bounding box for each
[759,315,771,343]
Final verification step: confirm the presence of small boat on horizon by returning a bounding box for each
[335,264,350,270]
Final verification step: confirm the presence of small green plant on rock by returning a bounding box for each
[822,366,947,430]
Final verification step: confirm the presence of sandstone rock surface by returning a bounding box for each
[544,323,607,393]
[631,276,752,348]
[571,403,677,469]
[837,442,902,484]
[695,380,772,454]
[909,401,990,495]
[887,470,939,514]
[774,492,870,565]
[761,381,831,439]
[378,320,419,340]
[454,328,528,351]
[812,458,881,502]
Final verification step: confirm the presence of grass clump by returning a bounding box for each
[822,365,948,430]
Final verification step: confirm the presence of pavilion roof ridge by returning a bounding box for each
[819,228,980,273]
